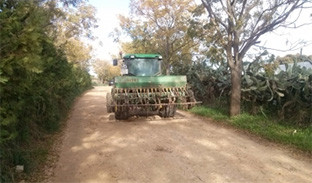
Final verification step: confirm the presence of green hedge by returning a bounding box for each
[0,0,92,181]
[178,55,312,126]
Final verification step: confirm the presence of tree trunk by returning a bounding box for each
[165,36,170,76]
[230,66,241,116]
[166,65,170,75]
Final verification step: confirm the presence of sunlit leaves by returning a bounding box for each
[93,60,121,83]
[116,0,200,74]
[46,0,97,69]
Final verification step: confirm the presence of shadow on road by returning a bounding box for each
[51,86,312,183]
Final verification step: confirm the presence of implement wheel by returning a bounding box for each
[106,93,113,113]
[115,111,129,120]
[168,105,177,117]
[114,105,129,120]
[159,105,176,118]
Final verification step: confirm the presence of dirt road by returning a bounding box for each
[50,86,312,183]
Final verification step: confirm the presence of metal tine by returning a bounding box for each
[138,89,143,104]
[182,87,186,94]
[178,87,182,97]
[134,89,137,104]
[147,88,151,100]
[136,88,139,96]
[179,87,183,97]
[174,87,179,97]
[128,88,132,101]
[143,88,146,99]
[133,88,137,102]
[144,91,147,103]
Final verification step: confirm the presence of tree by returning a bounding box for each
[200,0,310,116]
[116,0,200,74]
[93,60,121,83]
[64,38,92,69]
[45,0,97,69]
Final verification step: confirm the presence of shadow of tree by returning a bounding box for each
[52,86,312,183]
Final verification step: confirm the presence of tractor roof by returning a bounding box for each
[123,53,162,59]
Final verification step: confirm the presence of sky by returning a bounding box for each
[86,0,312,62]
[254,7,312,57]
[86,0,130,61]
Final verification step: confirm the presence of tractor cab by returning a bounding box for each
[114,54,162,77]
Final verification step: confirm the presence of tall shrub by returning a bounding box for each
[0,0,92,181]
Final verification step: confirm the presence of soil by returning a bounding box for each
[46,86,312,183]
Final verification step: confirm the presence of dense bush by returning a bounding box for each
[174,55,312,126]
[173,60,231,105]
[0,0,92,181]
[241,57,312,125]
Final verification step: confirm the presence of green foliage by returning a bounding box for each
[115,0,199,74]
[200,0,309,116]
[0,0,92,181]
[241,54,312,125]
[172,58,230,104]
[44,0,97,69]
[183,53,312,126]
[92,59,121,83]
[190,106,312,152]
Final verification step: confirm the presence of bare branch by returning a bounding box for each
[280,22,312,28]
[201,0,228,30]
[238,0,247,19]
[239,0,307,58]
[255,41,312,52]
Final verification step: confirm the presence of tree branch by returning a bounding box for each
[201,0,228,30]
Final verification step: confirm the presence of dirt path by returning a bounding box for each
[49,86,312,183]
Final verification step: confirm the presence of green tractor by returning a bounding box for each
[106,53,198,120]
